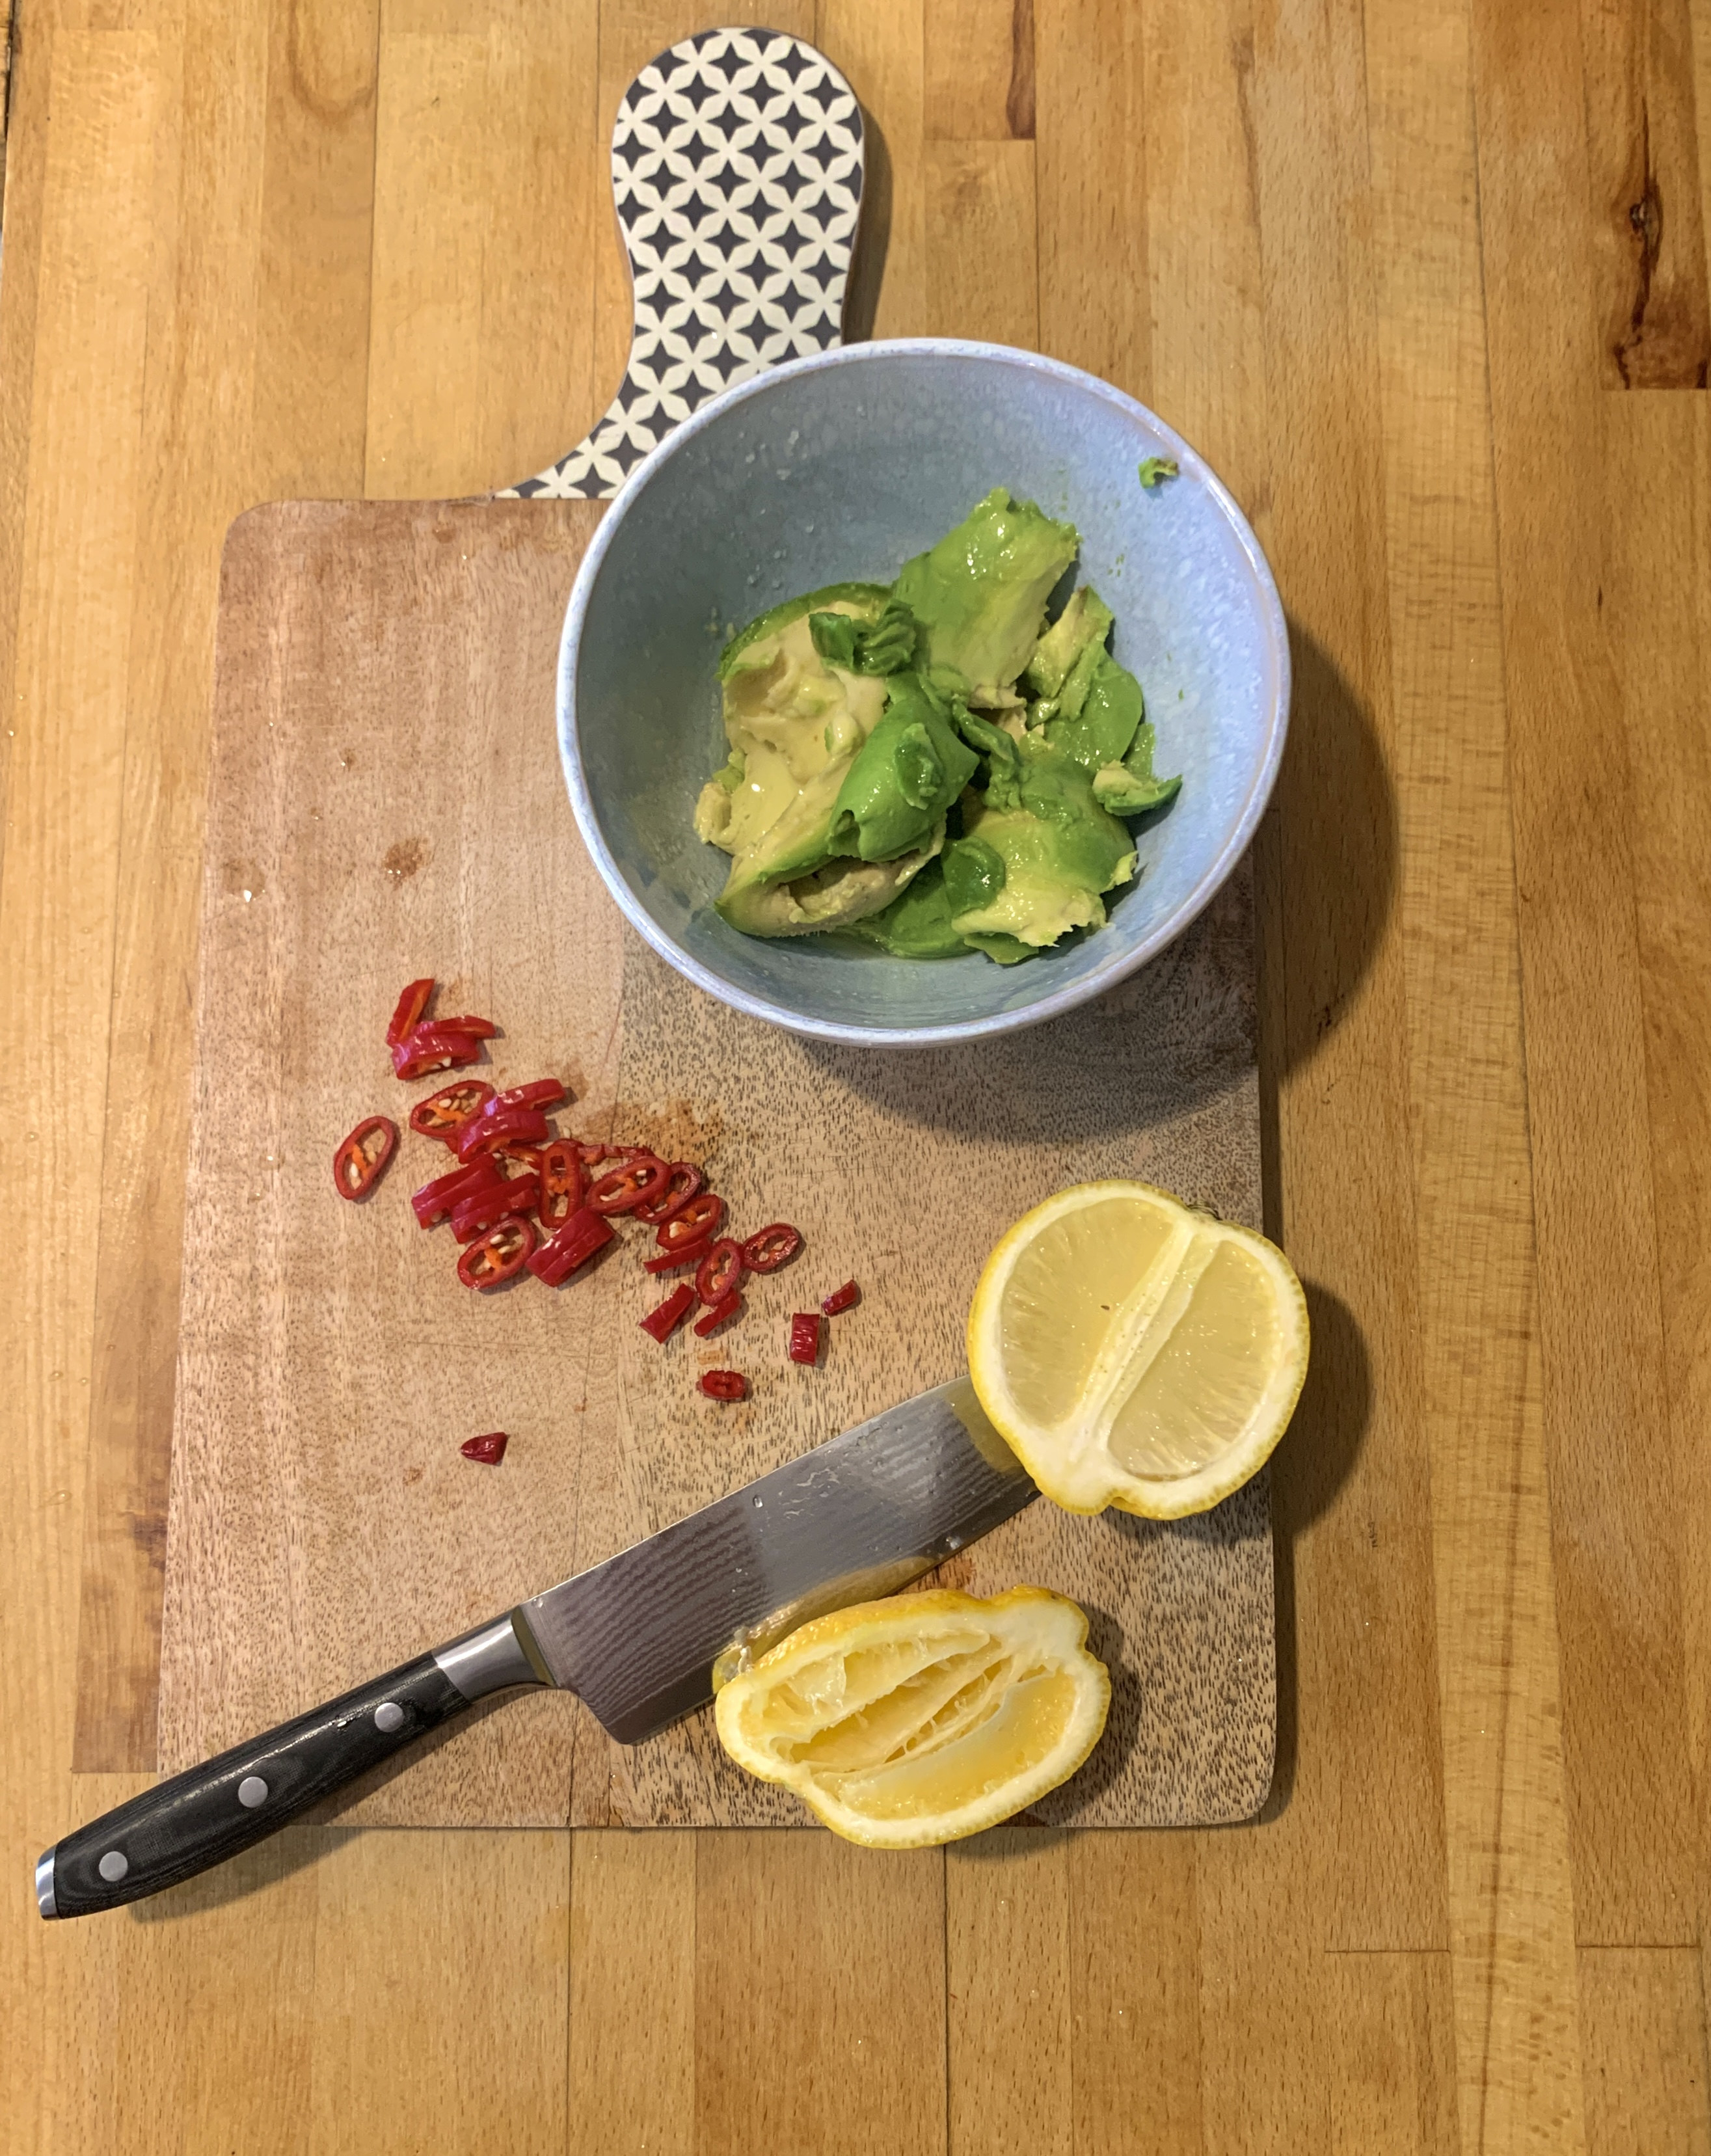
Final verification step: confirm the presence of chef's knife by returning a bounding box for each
[38,1379,1035,1918]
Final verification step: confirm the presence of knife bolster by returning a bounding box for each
[433,1611,550,1700]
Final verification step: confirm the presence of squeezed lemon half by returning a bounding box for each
[713,1587,1110,1847]
[967,1180,1309,1518]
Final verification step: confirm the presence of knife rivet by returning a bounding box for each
[753,1497,763,1508]
[98,1850,128,1883]
[374,1702,405,1733]
[237,1776,268,1809]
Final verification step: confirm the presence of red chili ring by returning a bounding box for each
[332,1116,397,1200]
[742,1222,802,1274]
[695,1237,746,1308]
[699,1371,746,1401]
[657,1193,724,1251]
[457,1216,537,1291]
[634,1161,705,1226]
[587,1152,669,1215]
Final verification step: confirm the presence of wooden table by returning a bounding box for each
[3,1,1707,2148]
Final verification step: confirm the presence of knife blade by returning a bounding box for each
[38,1379,1035,1917]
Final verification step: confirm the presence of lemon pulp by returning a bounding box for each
[714,1587,1109,1846]
[968,1180,1308,1518]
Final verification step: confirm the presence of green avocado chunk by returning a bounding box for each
[829,671,979,862]
[718,822,945,937]
[1091,719,1183,816]
[808,600,921,677]
[941,835,1007,917]
[719,582,891,681]
[1023,586,1114,699]
[892,488,1079,705]
[960,931,1038,965]
[950,740,1137,955]
[837,858,971,958]
[1044,649,1146,775]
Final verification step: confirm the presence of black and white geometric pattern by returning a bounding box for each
[502,27,865,499]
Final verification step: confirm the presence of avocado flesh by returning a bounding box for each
[701,607,889,899]
[719,822,945,937]
[829,671,979,861]
[1043,649,1146,774]
[892,488,1079,706]
[837,858,971,958]
[1092,719,1182,815]
[1023,586,1114,699]
[718,582,891,681]
[697,496,1183,965]
[949,740,1137,952]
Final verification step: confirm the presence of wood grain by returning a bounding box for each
[366,0,601,498]
[1578,1947,1711,2155]
[924,0,1034,141]
[7,0,1711,2147]
[157,492,1274,1832]
[1581,0,1711,387]
[1472,0,1699,1947]
[1367,0,1587,2136]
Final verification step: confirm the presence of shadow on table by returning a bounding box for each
[128,1827,358,1924]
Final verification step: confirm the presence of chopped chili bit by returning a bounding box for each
[821,1280,861,1315]
[460,1431,509,1465]
[386,978,435,1047]
[641,1282,697,1343]
[694,1289,743,1338]
[788,1312,822,1366]
[699,1371,746,1402]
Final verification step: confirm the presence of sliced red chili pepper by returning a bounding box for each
[526,1206,615,1285]
[451,1174,538,1241]
[332,1116,397,1200]
[490,1077,566,1112]
[461,1431,509,1464]
[411,1156,502,1228]
[429,1014,499,1039]
[456,1104,550,1163]
[742,1222,802,1274]
[392,1025,483,1081]
[695,1237,745,1307]
[693,1289,742,1338]
[457,1217,537,1290]
[821,1279,861,1315]
[642,1239,711,1275]
[537,1140,584,1230]
[408,1078,494,1143]
[386,978,434,1047]
[492,1142,543,1180]
[699,1371,746,1401]
[788,1312,822,1366]
[587,1152,670,1215]
[657,1193,724,1252]
[634,1161,705,1226]
[640,1282,696,1343]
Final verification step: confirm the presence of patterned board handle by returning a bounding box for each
[501,26,865,500]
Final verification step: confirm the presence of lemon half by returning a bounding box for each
[968,1180,1308,1518]
[713,1587,1110,1847]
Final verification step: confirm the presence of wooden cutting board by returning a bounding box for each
[156,495,1275,1831]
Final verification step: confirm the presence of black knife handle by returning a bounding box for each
[38,1615,545,1917]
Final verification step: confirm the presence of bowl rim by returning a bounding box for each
[557,336,1289,1049]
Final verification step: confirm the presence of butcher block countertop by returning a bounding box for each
[5,2,1710,2150]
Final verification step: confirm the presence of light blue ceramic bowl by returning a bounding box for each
[558,340,1288,1047]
